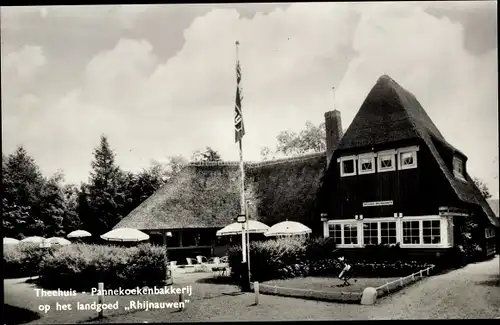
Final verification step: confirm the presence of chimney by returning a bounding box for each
[325,110,342,167]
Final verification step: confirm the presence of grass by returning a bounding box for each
[4,304,41,324]
[262,276,400,293]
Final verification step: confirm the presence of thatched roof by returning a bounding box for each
[114,152,326,231]
[332,75,498,227]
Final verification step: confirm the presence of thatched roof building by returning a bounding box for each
[114,74,498,261]
[115,152,327,232]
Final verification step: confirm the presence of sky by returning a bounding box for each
[1,2,498,198]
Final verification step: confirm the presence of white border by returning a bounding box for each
[398,150,418,170]
[326,215,452,249]
[358,154,376,175]
[378,150,396,173]
[340,156,357,177]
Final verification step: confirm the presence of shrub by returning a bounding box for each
[38,243,168,290]
[3,243,58,278]
[228,237,337,283]
[228,237,436,283]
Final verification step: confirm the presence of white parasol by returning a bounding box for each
[216,220,269,236]
[264,221,312,237]
[100,228,150,242]
[47,237,71,245]
[67,230,92,238]
[3,237,20,245]
[20,236,46,244]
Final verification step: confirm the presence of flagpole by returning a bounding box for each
[235,41,251,288]
[236,41,247,265]
[239,138,247,264]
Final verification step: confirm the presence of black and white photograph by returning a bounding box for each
[2,1,499,323]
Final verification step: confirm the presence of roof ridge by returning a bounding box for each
[249,152,326,168]
[186,151,326,168]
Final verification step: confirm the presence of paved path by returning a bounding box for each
[367,255,500,319]
[4,257,500,323]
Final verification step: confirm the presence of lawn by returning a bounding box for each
[262,276,400,293]
[3,270,241,324]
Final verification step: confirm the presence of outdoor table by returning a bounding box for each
[211,263,229,278]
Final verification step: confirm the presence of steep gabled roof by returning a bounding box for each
[114,153,326,230]
[334,75,498,227]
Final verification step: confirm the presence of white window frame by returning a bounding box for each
[400,215,449,248]
[377,150,396,173]
[453,156,466,181]
[326,215,451,249]
[397,146,419,170]
[485,227,496,239]
[340,155,357,177]
[361,219,398,246]
[358,153,376,175]
[362,221,380,245]
[326,220,362,248]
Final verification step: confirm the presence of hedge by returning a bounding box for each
[36,243,168,290]
[228,238,434,283]
[3,243,58,278]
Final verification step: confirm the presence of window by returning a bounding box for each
[363,223,379,245]
[343,224,358,244]
[381,222,397,244]
[399,151,417,169]
[340,157,357,177]
[403,221,420,244]
[329,224,342,244]
[362,221,396,245]
[453,156,465,180]
[485,227,496,238]
[358,155,375,175]
[423,220,441,244]
[378,151,396,172]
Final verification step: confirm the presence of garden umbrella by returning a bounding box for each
[264,221,312,237]
[100,228,150,242]
[21,236,46,244]
[47,237,71,245]
[3,237,20,245]
[67,230,92,238]
[216,220,269,236]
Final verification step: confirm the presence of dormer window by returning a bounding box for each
[377,150,396,172]
[358,153,375,175]
[453,156,465,180]
[397,146,419,170]
[340,156,356,177]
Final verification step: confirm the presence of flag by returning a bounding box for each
[234,59,245,143]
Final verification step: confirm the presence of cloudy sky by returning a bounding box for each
[1,2,498,197]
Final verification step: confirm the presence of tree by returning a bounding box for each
[85,135,126,236]
[38,171,67,237]
[261,121,326,159]
[150,155,188,181]
[191,147,222,162]
[62,183,82,231]
[2,146,46,237]
[472,177,492,199]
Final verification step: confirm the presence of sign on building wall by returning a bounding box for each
[362,200,394,207]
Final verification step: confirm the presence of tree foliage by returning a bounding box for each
[191,147,222,162]
[3,138,190,239]
[83,135,126,236]
[2,147,80,238]
[261,121,326,160]
[472,177,492,200]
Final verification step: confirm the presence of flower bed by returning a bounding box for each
[228,238,434,284]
